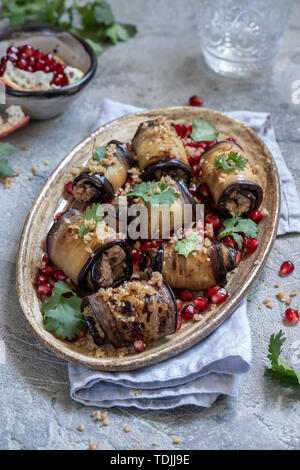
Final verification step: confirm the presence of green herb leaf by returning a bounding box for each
[93,145,107,162]
[84,37,104,56]
[190,117,218,142]
[0,158,15,178]
[265,331,300,387]
[174,233,200,258]
[78,203,104,238]
[218,217,258,249]
[0,142,16,157]
[105,22,137,44]
[42,281,86,341]
[126,181,179,207]
[214,152,247,172]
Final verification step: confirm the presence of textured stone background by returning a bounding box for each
[0,0,300,450]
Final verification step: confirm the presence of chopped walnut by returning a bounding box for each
[89,442,99,450]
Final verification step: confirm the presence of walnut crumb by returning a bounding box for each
[44,160,49,166]
[28,175,33,180]
[263,297,271,304]
[76,424,84,432]
[21,145,29,151]
[290,290,297,297]
[247,297,252,302]
[173,437,181,444]
[193,314,202,321]
[261,208,269,216]
[124,425,131,433]
[102,418,109,426]
[32,165,38,174]
[89,442,99,450]
[130,389,142,396]
[266,302,273,309]
[152,441,158,446]
[285,299,292,306]
[275,283,280,288]
[277,291,285,301]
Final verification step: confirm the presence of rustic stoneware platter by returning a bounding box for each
[17,107,280,371]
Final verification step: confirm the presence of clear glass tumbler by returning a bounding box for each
[196,0,293,78]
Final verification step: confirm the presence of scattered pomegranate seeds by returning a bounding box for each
[131,249,141,263]
[285,308,299,324]
[51,270,67,281]
[280,261,294,276]
[191,164,201,177]
[188,182,197,196]
[189,95,204,107]
[0,44,69,87]
[64,181,73,195]
[187,155,194,166]
[133,339,145,353]
[39,266,54,276]
[193,296,208,312]
[179,290,193,302]
[204,285,219,299]
[222,236,236,248]
[248,210,263,223]
[42,253,50,264]
[176,315,183,331]
[236,250,242,265]
[140,240,153,251]
[175,124,187,138]
[35,274,49,286]
[205,213,222,232]
[205,285,228,304]
[54,212,64,221]
[226,137,236,143]
[181,304,198,320]
[37,283,53,297]
[197,183,210,200]
[244,237,259,254]
[176,299,183,312]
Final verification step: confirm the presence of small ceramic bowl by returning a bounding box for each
[0,24,98,120]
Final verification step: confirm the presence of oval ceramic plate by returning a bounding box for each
[17,107,280,371]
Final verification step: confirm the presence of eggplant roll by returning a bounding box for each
[81,275,178,348]
[199,141,263,217]
[72,140,134,203]
[128,178,197,239]
[140,239,236,290]
[132,117,192,184]
[46,209,132,291]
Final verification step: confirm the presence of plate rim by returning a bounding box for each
[16,106,281,371]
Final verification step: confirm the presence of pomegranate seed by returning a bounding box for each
[197,183,210,200]
[37,283,53,297]
[0,66,5,76]
[236,250,242,265]
[176,315,183,331]
[248,210,263,223]
[226,137,236,143]
[188,183,197,196]
[18,59,27,70]
[176,299,183,312]
[44,65,51,73]
[64,181,73,195]
[187,124,192,134]
[20,52,29,60]
[35,274,49,285]
[244,238,258,253]
[198,141,210,150]
[210,287,228,304]
[179,290,193,302]
[131,249,141,263]
[21,45,34,56]
[35,59,45,70]
[285,308,299,324]
[133,339,145,352]
[34,49,43,60]
[65,329,87,342]
[27,65,34,73]
[222,236,236,248]
[192,164,201,177]
[181,304,198,320]
[7,46,19,55]
[52,270,67,281]
[204,285,219,298]
[192,153,201,164]
[175,124,187,138]
[40,266,54,276]
[54,211,64,221]
[205,213,222,231]
[50,61,60,72]
[44,53,54,65]
[57,64,65,74]
[7,52,18,63]
[42,253,50,264]
[140,240,153,251]
[280,261,294,276]
[193,296,208,312]
[189,95,204,107]
[187,155,194,166]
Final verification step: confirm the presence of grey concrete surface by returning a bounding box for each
[0,0,300,450]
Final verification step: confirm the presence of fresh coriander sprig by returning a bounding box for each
[265,331,300,387]
[174,233,201,258]
[78,203,104,238]
[126,181,179,207]
[0,142,17,178]
[92,145,107,162]
[214,152,247,171]
[218,217,258,249]
[190,117,218,142]
[42,281,86,341]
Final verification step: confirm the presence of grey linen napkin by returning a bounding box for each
[68,99,300,409]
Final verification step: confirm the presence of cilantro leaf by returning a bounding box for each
[0,158,15,178]
[214,152,247,172]
[105,23,137,44]
[126,181,178,207]
[0,142,16,157]
[94,1,114,25]
[93,145,107,162]
[174,234,200,258]
[265,331,300,387]
[42,281,86,341]
[218,217,258,249]
[84,37,104,56]
[190,118,218,142]
[78,203,104,238]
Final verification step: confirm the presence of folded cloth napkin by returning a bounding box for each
[68,99,300,409]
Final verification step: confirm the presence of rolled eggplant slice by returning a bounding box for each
[72,140,134,203]
[140,239,236,290]
[81,299,106,346]
[199,141,263,217]
[46,209,133,291]
[82,275,178,348]
[132,117,192,184]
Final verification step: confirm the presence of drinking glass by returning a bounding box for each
[196,0,293,78]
